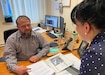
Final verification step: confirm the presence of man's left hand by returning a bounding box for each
[29,55,39,63]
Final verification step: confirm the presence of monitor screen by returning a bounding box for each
[45,15,58,28]
[60,16,64,33]
[59,16,66,38]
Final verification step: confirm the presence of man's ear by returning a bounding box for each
[84,22,91,34]
[17,25,19,30]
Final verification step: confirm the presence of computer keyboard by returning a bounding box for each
[46,32,57,38]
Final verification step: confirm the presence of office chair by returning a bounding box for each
[0,28,18,62]
[0,57,5,62]
[4,28,18,43]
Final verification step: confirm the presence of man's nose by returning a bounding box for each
[26,25,30,29]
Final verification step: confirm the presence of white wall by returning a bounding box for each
[46,0,83,32]
[0,0,83,28]
[0,2,4,24]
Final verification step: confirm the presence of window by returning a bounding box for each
[1,0,46,24]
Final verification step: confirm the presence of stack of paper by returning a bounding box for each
[27,53,80,75]
[32,27,46,33]
[27,61,55,75]
[64,53,81,70]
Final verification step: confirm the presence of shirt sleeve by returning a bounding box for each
[4,36,18,72]
[79,50,105,75]
[35,32,50,59]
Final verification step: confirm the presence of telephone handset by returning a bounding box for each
[62,37,74,51]
[78,40,89,58]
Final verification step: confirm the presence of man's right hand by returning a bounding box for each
[14,66,31,75]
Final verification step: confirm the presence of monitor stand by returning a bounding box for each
[46,26,52,31]
[52,27,60,34]
[46,27,56,33]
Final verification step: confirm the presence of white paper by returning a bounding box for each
[27,53,74,75]
[32,27,46,33]
[56,70,72,75]
[62,0,70,6]
[54,0,59,10]
[45,53,72,73]
[27,61,55,75]
[64,53,81,70]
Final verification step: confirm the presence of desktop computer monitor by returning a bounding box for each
[45,15,59,28]
[60,16,65,37]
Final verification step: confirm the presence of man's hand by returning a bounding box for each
[29,55,39,63]
[14,66,31,75]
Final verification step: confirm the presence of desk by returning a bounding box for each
[0,31,81,75]
[0,50,80,75]
[42,31,81,56]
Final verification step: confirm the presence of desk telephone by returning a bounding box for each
[78,40,89,57]
[62,37,74,51]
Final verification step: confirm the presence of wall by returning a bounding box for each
[46,0,83,32]
[0,2,4,24]
[0,0,83,28]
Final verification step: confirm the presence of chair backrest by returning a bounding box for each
[4,28,18,43]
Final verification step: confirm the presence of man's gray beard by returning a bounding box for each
[22,31,31,38]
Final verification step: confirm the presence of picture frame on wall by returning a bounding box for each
[55,0,70,7]
[62,0,70,6]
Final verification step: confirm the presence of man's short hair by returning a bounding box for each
[16,15,31,25]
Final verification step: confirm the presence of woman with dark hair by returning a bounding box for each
[71,0,105,75]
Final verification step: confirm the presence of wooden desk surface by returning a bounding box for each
[0,50,80,75]
[0,31,81,75]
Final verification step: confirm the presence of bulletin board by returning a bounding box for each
[62,0,70,6]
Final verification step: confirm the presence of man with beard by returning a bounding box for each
[4,15,50,75]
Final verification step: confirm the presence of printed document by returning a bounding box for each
[45,53,72,73]
[64,53,81,70]
[56,70,72,75]
[27,53,73,75]
[32,27,46,33]
[27,61,55,75]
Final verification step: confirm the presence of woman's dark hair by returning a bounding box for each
[71,3,80,24]
[71,0,105,30]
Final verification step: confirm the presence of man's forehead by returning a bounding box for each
[18,17,29,21]
[18,18,30,24]
[17,19,30,26]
